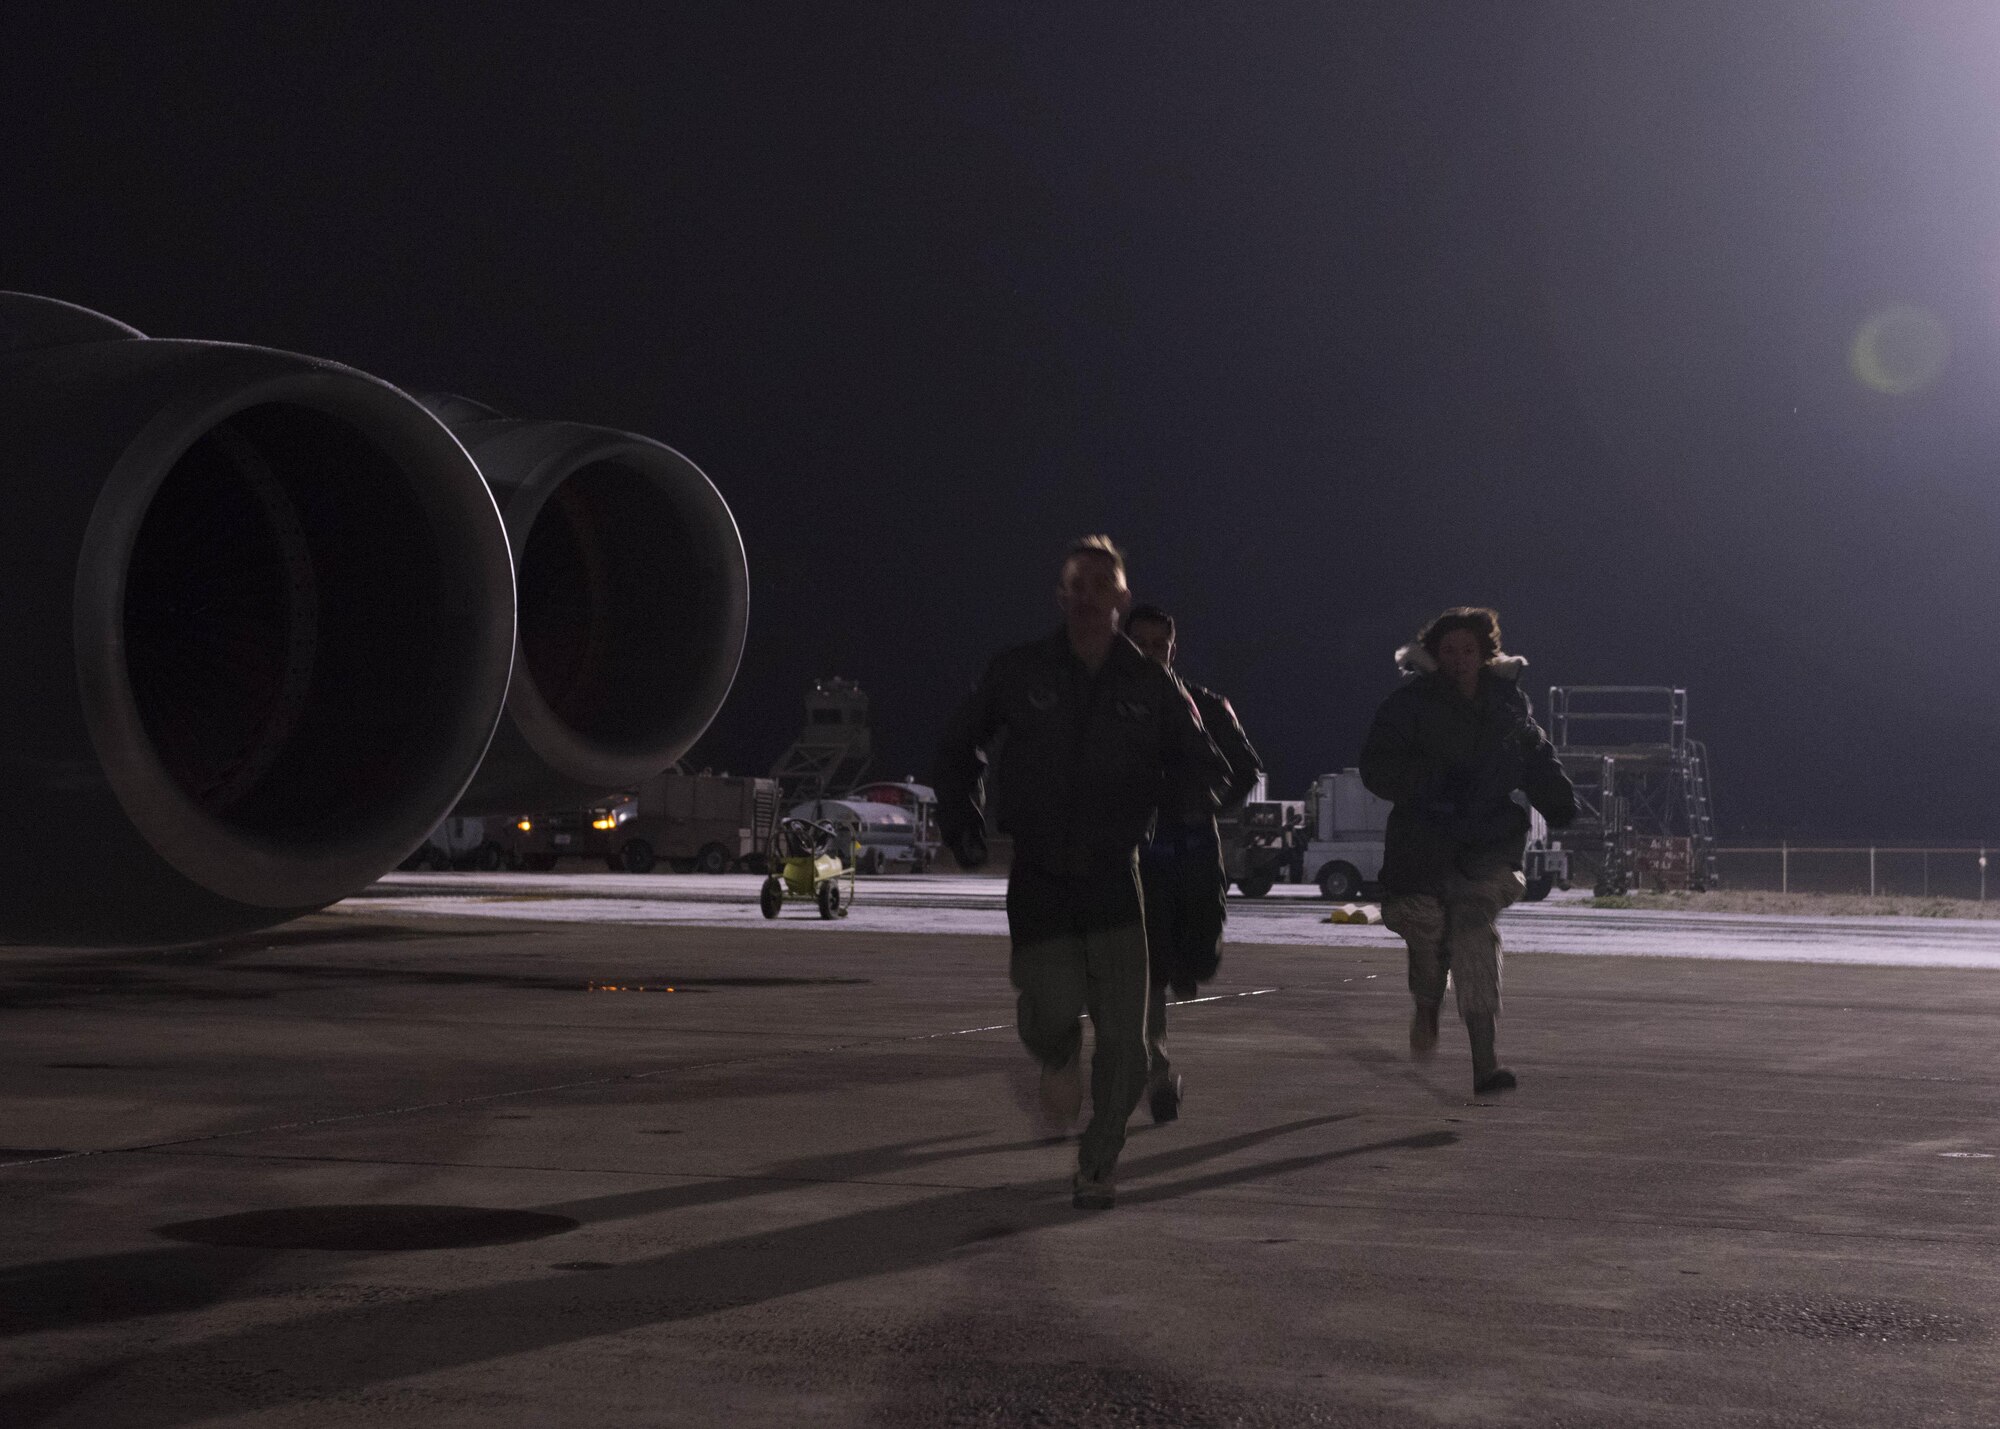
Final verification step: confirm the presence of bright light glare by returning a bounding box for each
[1849,304,1950,394]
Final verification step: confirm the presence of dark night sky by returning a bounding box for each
[8,3,2000,839]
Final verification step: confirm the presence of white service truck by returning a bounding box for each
[1300,770,1389,900]
[1296,769,1568,902]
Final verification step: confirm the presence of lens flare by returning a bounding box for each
[1849,304,1950,394]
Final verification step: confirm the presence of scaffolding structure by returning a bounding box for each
[1548,686,1718,894]
[770,678,873,802]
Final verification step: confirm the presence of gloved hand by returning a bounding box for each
[951,829,988,870]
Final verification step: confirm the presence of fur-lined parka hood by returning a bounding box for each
[1394,642,1528,682]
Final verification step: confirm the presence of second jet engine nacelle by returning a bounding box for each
[0,294,518,947]
[426,397,750,816]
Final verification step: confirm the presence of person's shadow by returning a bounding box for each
[0,1128,1062,1342]
[0,1115,1454,1426]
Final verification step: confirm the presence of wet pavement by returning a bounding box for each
[2,910,1998,1425]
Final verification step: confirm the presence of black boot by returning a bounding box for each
[1468,1014,1516,1095]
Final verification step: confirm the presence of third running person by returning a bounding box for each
[1124,603,1262,1123]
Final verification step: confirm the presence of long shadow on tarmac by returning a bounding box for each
[0,937,867,1010]
[0,1245,270,1339]
[0,926,501,1009]
[0,1130,1054,1340]
[0,1116,1448,1426]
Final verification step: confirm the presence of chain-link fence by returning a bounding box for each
[1714,846,1995,899]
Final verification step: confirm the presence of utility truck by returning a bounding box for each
[1239,769,1567,902]
[1300,770,1390,900]
[603,771,780,874]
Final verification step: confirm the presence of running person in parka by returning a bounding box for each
[933,537,1225,1210]
[1125,603,1262,1124]
[1358,607,1575,1095]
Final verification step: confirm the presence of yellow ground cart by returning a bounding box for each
[759,817,856,919]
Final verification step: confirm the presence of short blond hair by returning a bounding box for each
[1062,534,1127,584]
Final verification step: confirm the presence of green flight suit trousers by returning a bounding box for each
[1005,860,1150,1180]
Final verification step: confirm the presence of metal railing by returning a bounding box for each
[1712,845,1993,900]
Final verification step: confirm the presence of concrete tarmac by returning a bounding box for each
[2,910,1998,1426]
[359,871,2000,967]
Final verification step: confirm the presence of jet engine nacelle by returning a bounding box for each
[0,294,518,946]
[425,397,749,816]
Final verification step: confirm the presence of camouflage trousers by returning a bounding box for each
[1381,864,1525,1020]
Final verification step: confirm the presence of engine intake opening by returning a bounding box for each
[123,403,473,840]
[515,458,734,752]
